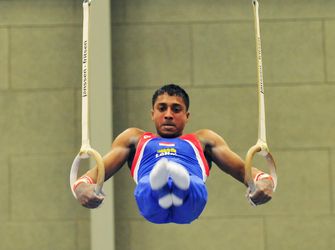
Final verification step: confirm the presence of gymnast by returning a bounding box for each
[72,84,274,224]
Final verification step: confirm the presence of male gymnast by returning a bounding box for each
[72,84,274,224]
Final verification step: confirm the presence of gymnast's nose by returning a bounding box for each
[164,108,173,120]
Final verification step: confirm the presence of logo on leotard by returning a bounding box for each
[156,148,177,158]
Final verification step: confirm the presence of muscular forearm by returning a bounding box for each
[230,166,262,186]
[84,151,127,183]
[85,167,100,183]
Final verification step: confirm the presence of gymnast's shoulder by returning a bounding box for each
[193,129,227,147]
[113,128,146,146]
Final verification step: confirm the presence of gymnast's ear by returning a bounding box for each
[151,108,154,119]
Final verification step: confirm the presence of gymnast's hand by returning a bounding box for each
[248,173,274,206]
[74,182,105,209]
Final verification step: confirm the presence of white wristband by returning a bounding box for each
[73,175,95,191]
[254,172,274,186]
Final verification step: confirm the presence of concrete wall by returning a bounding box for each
[112,0,335,250]
[1,0,335,250]
[0,1,90,249]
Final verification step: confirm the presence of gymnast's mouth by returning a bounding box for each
[161,123,176,127]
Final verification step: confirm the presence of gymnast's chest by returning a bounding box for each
[143,138,192,158]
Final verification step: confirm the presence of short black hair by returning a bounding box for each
[152,84,190,111]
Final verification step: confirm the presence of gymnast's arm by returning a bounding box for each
[195,129,273,205]
[74,127,145,208]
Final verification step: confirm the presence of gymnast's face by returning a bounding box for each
[151,93,190,138]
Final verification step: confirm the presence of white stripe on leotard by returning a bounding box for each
[132,138,152,184]
[184,139,207,182]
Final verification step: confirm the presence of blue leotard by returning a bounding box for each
[131,132,210,224]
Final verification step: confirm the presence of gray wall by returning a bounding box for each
[0,1,90,249]
[112,0,335,250]
[1,0,335,250]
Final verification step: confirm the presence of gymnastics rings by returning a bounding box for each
[70,0,105,199]
[244,0,278,204]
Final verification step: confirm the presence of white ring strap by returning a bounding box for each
[244,0,278,201]
[69,0,105,199]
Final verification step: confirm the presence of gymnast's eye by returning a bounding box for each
[157,104,167,112]
[172,104,183,113]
